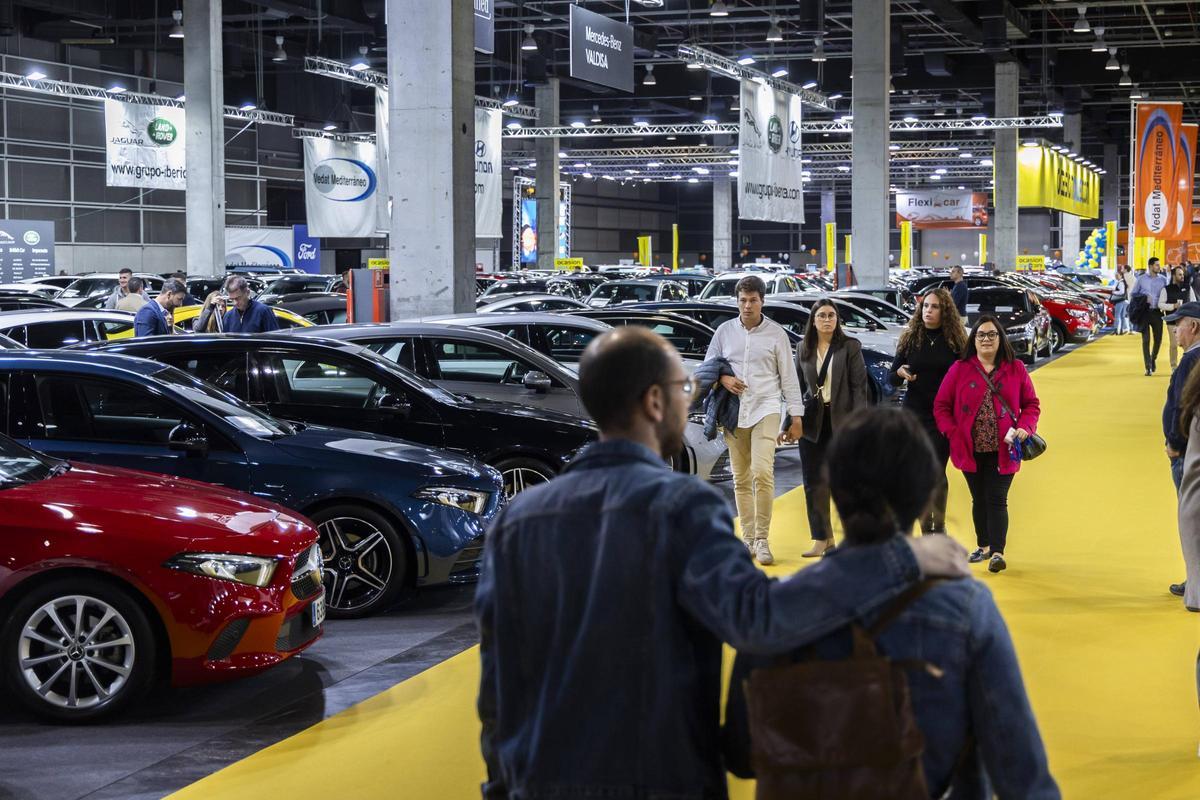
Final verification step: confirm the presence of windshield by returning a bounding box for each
[485,281,546,297]
[702,278,776,298]
[968,289,1030,314]
[58,278,115,299]
[0,433,56,487]
[593,283,659,302]
[151,366,296,438]
[348,344,463,403]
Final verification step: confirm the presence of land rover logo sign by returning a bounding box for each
[22,230,39,246]
[311,158,377,202]
[147,117,177,146]
[768,116,784,153]
[303,137,381,237]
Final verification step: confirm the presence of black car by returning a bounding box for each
[480,277,584,300]
[566,309,716,358]
[962,287,1052,361]
[0,294,65,312]
[90,334,597,496]
[629,300,813,341]
[263,292,349,325]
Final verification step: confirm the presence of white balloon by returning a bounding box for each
[889,253,895,261]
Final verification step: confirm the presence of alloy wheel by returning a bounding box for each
[318,517,395,613]
[501,466,550,497]
[17,595,135,710]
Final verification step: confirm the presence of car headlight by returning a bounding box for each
[165,553,278,587]
[1067,308,1090,320]
[413,486,490,515]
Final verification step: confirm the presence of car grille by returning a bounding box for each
[448,536,486,584]
[207,618,250,662]
[291,544,323,600]
[275,607,322,652]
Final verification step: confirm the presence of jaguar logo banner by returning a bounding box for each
[1133,102,1184,237]
[303,137,380,238]
[895,190,989,229]
[737,80,804,224]
[1017,145,1100,218]
[104,99,186,190]
[475,107,503,239]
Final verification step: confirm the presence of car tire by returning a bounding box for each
[1050,321,1067,353]
[309,505,408,620]
[494,456,556,498]
[2,577,156,723]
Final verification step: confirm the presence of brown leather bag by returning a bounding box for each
[742,580,946,800]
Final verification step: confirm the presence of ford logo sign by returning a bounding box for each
[311,158,377,202]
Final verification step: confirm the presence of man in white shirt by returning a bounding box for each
[703,275,805,565]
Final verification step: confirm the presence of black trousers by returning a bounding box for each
[961,451,1015,554]
[798,415,833,541]
[917,415,951,533]
[1142,310,1164,371]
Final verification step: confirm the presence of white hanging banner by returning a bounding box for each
[104,99,187,190]
[302,138,380,238]
[475,107,503,239]
[224,226,294,267]
[374,87,391,233]
[737,80,804,224]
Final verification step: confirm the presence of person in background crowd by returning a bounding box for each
[949,265,969,316]
[115,277,148,313]
[890,287,969,534]
[723,407,1060,800]
[103,268,134,309]
[1161,302,1200,607]
[474,326,970,800]
[796,297,870,557]
[1160,267,1195,370]
[1133,257,1169,376]
[194,275,280,334]
[935,316,1041,574]
[703,275,804,565]
[1112,264,1134,335]
[737,246,752,267]
[171,271,202,306]
[133,278,186,337]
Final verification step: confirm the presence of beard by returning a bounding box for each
[656,397,686,460]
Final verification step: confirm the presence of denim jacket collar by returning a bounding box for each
[565,438,668,473]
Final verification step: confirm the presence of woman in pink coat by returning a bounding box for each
[934,314,1041,574]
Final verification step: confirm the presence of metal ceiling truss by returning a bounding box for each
[304,56,539,120]
[675,44,834,112]
[0,71,294,126]
[292,128,376,143]
[504,116,1062,138]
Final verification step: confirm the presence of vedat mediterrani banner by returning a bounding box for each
[737,80,804,224]
[1133,102,1184,238]
[104,99,186,190]
[303,137,380,238]
[1017,145,1099,219]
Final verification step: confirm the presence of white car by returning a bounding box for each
[0,309,138,348]
[698,272,805,299]
[54,273,166,307]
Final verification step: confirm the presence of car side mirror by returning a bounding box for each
[522,370,553,392]
[167,423,208,455]
[373,392,412,416]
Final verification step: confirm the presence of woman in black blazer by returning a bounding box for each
[795,298,870,556]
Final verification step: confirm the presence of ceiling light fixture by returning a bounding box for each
[506,121,523,130]
[570,120,587,129]
[689,94,703,101]
[1091,27,1107,52]
[169,9,184,39]
[737,53,756,66]
[812,36,826,63]
[1073,6,1090,34]
[702,112,719,124]
[709,0,730,17]
[272,35,287,63]
[1105,47,1120,71]
[322,123,337,131]
[802,79,818,89]
[503,95,520,108]
[773,65,790,78]
[590,104,602,122]
[1119,64,1132,86]
[634,119,650,127]
[1130,84,1143,100]
[903,115,917,123]
[643,64,656,86]
[25,69,46,81]
[828,93,843,101]
[521,25,538,51]
[108,83,127,93]
[350,46,370,71]
[766,18,783,42]
[239,101,257,111]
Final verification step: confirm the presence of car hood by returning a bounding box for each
[272,424,498,485]
[441,392,599,433]
[2,461,313,556]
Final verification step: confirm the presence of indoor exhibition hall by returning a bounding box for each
[0,1,1197,799]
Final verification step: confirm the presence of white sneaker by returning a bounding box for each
[754,539,775,566]
[742,533,754,550]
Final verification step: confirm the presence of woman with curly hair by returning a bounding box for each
[889,287,968,534]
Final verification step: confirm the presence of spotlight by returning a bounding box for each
[1119,64,1132,86]
[1073,6,1090,34]
[168,9,184,39]
[766,18,783,42]
[737,54,756,66]
[322,123,338,131]
[643,65,656,86]
[812,37,826,63]
[1105,48,1119,71]
[521,25,538,52]
[772,65,789,78]
[350,46,370,71]
[272,35,287,63]
[25,69,46,81]
[709,0,730,17]
[502,95,519,108]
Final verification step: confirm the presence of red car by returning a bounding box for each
[0,435,324,722]
[1040,294,1096,352]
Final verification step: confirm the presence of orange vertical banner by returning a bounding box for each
[1134,102,1184,238]
[1175,123,1197,242]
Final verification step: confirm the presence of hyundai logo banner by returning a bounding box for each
[475,107,503,239]
[104,99,187,191]
[292,224,321,274]
[303,138,381,237]
[737,80,805,224]
[0,219,54,281]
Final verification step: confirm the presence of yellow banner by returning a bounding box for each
[824,222,836,272]
[978,233,987,265]
[1015,255,1046,272]
[1153,238,1166,263]
[637,236,652,266]
[367,258,389,270]
[1105,221,1117,270]
[554,258,585,271]
[1018,145,1100,218]
[844,234,852,266]
[899,221,913,269]
[672,224,679,272]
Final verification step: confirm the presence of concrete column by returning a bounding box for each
[183,0,224,276]
[1060,113,1082,266]
[993,61,1019,272]
[535,80,561,272]
[1103,143,1120,224]
[387,0,475,316]
[850,0,889,286]
[713,174,732,272]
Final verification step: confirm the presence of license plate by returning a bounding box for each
[310,594,326,628]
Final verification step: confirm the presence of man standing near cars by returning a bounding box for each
[1162,302,1200,606]
[1133,257,1170,376]
[133,278,187,337]
[704,275,804,566]
[115,277,148,312]
[103,268,135,309]
[950,265,969,316]
[475,326,969,800]
[194,275,280,334]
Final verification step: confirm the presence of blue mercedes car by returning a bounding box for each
[0,350,504,618]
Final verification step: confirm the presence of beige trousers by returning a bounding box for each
[724,413,780,542]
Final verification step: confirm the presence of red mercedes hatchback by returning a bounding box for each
[0,433,324,722]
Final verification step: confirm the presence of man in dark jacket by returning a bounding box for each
[475,326,969,800]
[133,278,186,337]
[950,266,969,316]
[1163,302,1200,601]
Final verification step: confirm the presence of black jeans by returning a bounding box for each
[1142,310,1164,371]
[961,451,1015,554]
[798,413,833,541]
[918,415,951,533]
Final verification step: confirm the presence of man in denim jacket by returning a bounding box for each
[475,327,970,800]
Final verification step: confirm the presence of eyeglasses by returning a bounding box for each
[814,312,838,320]
[976,331,1000,341]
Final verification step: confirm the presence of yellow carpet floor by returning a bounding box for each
[170,335,1200,799]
